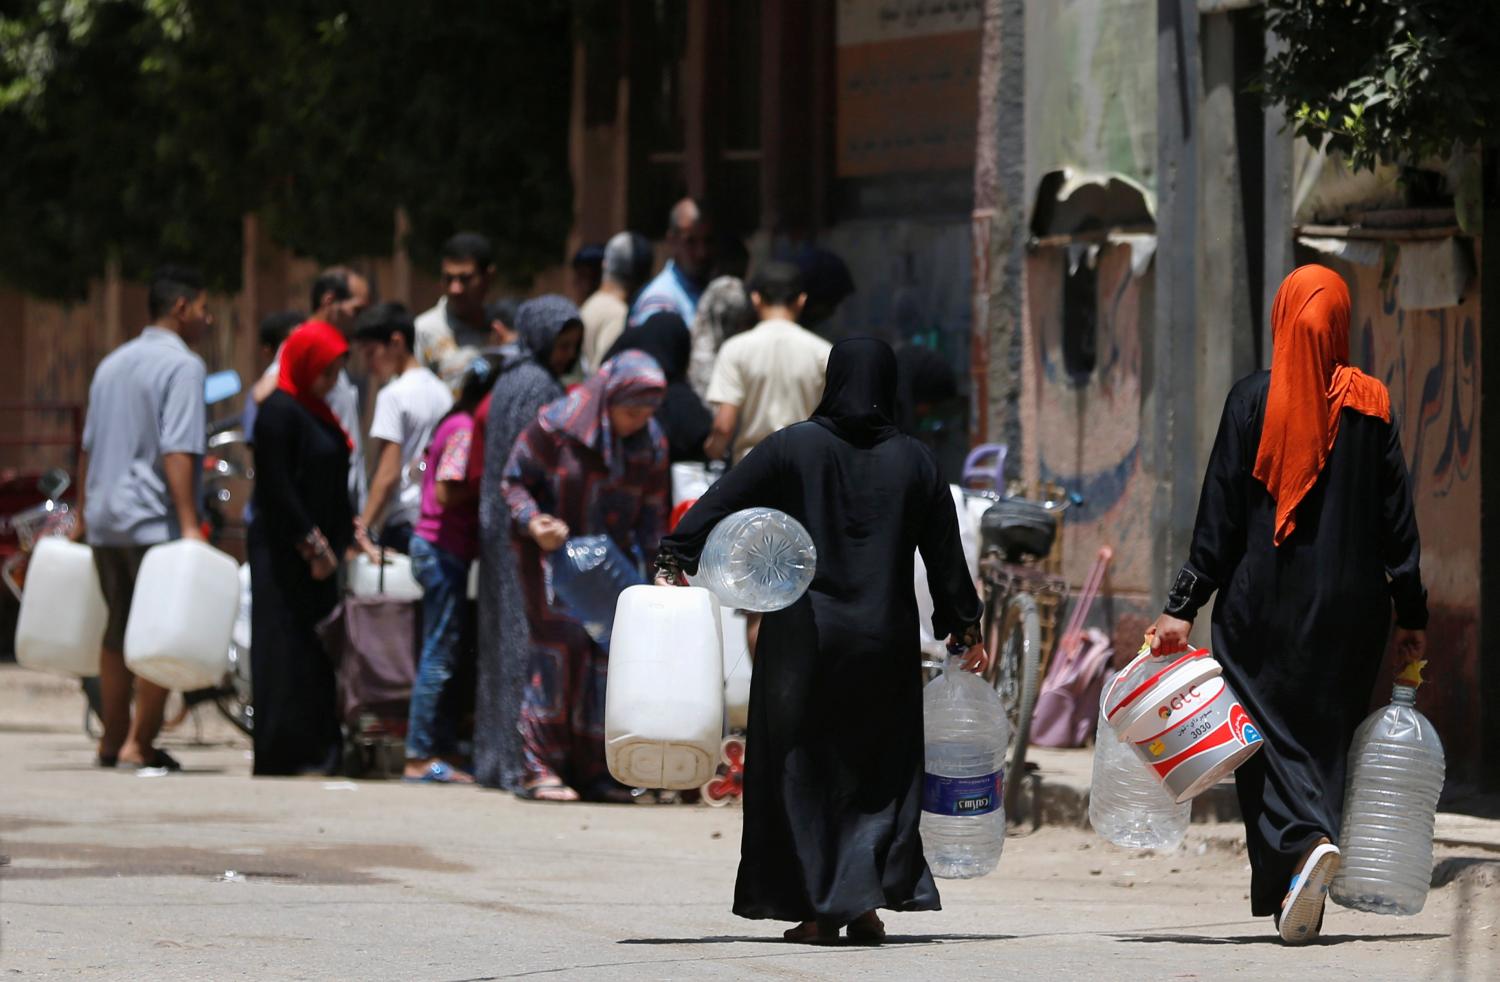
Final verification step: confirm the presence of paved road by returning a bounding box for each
[1,666,1496,980]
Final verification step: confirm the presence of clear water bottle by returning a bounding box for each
[548,535,644,645]
[693,507,816,612]
[1330,680,1445,915]
[921,655,1009,879]
[1089,704,1190,850]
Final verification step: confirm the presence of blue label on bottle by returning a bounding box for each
[922,771,1003,816]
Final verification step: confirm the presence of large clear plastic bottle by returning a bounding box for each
[1330,679,1445,915]
[694,507,816,612]
[921,656,1009,879]
[1089,704,1191,850]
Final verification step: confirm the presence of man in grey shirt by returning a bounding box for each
[75,265,210,771]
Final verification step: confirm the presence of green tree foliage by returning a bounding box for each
[1262,1,1500,171]
[0,0,574,299]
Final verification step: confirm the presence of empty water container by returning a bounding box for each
[605,585,724,789]
[1330,674,1446,916]
[922,655,1009,879]
[14,537,107,677]
[1089,703,1191,850]
[123,539,240,691]
[549,535,644,646]
[347,552,423,601]
[693,507,816,612]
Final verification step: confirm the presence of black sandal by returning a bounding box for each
[846,914,886,945]
[782,921,839,945]
[120,749,182,772]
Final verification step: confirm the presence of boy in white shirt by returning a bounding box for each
[705,262,833,464]
[352,302,453,556]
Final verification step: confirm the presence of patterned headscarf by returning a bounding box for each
[539,350,666,475]
[514,295,582,378]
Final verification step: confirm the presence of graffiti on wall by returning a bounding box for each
[1338,255,1480,781]
[1024,242,1151,594]
[1345,261,1480,609]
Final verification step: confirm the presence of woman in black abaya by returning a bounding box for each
[1152,265,1426,945]
[656,338,986,943]
[248,320,354,776]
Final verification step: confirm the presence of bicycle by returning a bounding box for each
[973,486,1081,824]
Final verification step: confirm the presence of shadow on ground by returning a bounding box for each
[619,933,1015,947]
[1115,931,1449,946]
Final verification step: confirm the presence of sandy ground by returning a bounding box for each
[1,666,1496,981]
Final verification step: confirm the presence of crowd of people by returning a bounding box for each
[67,195,1429,943]
[77,198,903,800]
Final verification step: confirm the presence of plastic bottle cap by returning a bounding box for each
[1395,659,1427,688]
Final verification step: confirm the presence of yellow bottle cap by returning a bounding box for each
[1395,659,1427,687]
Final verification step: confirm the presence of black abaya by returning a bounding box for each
[660,341,981,925]
[249,391,354,777]
[1165,371,1426,916]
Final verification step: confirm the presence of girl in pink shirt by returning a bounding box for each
[405,356,498,783]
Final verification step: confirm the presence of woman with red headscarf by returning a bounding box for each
[500,350,670,801]
[249,319,356,776]
[1152,265,1427,944]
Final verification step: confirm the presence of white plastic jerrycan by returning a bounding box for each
[347,551,423,601]
[716,604,753,731]
[124,539,240,691]
[605,585,724,789]
[14,537,107,677]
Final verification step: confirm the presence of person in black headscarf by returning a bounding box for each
[472,295,583,791]
[655,337,986,944]
[604,311,712,463]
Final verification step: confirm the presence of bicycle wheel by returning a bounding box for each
[214,642,254,737]
[983,589,1019,727]
[993,593,1041,821]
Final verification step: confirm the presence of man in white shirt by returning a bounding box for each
[415,232,496,382]
[705,262,833,464]
[352,302,453,557]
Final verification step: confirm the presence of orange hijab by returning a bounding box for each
[277,319,352,450]
[1253,265,1390,545]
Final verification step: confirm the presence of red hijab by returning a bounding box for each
[277,319,352,450]
[1252,265,1390,545]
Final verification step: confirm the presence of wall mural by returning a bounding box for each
[1024,242,1151,595]
[1341,255,1480,781]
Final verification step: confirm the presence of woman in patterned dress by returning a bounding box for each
[500,351,669,801]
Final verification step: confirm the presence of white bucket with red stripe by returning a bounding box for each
[1103,648,1263,803]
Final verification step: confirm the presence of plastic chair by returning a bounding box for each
[962,444,1008,492]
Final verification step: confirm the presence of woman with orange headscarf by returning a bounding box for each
[249,319,356,776]
[1151,265,1427,944]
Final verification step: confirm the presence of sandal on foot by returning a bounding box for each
[403,761,473,785]
[847,914,886,945]
[1279,842,1339,945]
[515,781,580,802]
[120,749,181,772]
[782,921,839,945]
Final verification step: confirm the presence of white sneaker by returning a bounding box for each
[1278,842,1340,946]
